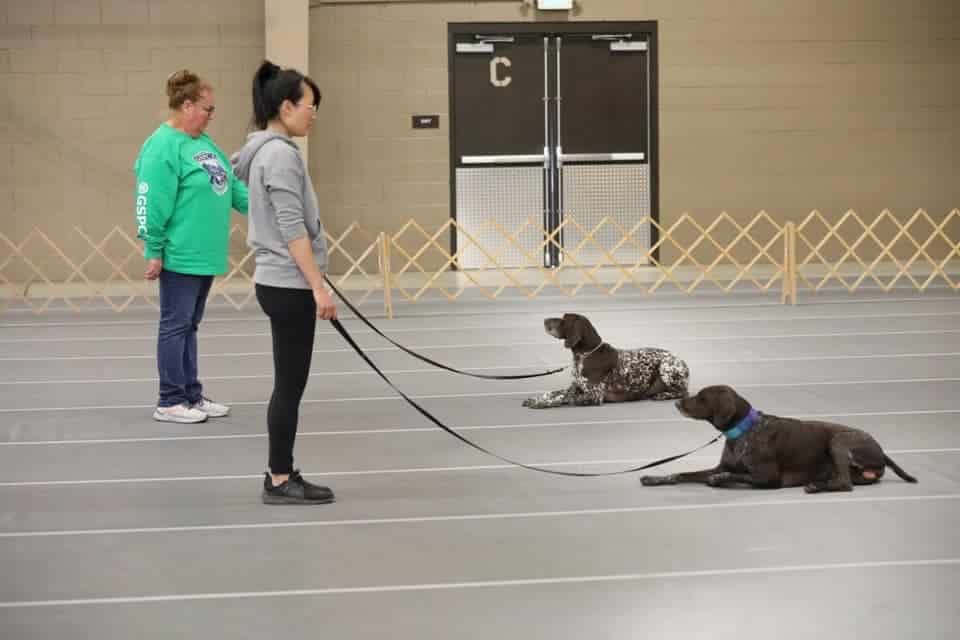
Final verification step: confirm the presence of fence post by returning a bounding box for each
[791,222,798,304]
[781,222,798,305]
[379,231,393,319]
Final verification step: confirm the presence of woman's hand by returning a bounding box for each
[145,258,163,280]
[313,286,337,320]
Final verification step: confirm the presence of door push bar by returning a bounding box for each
[461,150,645,166]
[557,149,646,164]
[460,148,550,166]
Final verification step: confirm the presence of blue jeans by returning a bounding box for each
[157,269,214,408]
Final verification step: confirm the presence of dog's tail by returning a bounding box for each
[884,454,918,483]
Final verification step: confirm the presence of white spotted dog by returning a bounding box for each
[523,313,690,409]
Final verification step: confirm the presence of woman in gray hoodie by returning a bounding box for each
[232,60,337,505]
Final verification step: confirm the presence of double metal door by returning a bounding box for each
[450,24,657,269]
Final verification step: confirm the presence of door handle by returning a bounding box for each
[461,148,550,167]
[556,151,646,163]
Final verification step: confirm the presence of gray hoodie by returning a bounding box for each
[231,131,327,290]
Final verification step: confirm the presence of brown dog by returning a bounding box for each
[523,313,689,409]
[640,384,917,492]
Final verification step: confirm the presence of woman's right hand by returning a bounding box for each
[313,287,337,320]
[145,258,163,280]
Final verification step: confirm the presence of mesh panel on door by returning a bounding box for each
[560,164,650,266]
[455,166,545,269]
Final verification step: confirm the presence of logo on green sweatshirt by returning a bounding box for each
[136,181,149,236]
[193,151,228,196]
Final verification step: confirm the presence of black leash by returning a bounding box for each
[324,276,564,380]
[328,314,722,477]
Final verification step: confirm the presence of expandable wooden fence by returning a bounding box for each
[1,209,957,316]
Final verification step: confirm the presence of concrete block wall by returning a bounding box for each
[309,0,960,267]
[0,0,264,279]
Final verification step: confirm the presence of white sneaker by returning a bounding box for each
[192,396,230,418]
[153,403,208,423]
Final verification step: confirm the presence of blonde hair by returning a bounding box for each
[166,69,212,110]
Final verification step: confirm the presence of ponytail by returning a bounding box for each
[251,59,321,130]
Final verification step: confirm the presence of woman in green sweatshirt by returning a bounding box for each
[134,70,248,424]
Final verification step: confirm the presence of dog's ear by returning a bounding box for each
[562,314,583,350]
[562,314,602,351]
[577,316,602,350]
[709,386,750,430]
[709,387,738,429]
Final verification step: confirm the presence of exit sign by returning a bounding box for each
[412,115,439,129]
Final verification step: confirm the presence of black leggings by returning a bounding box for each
[255,284,317,474]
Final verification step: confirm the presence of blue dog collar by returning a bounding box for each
[724,408,759,440]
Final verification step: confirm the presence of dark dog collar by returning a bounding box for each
[724,408,760,440]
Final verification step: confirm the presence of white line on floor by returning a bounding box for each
[1,290,957,329]
[2,351,958,386]
[0,448,952,487]
[4,309,960,343]
[391,293,960,316]
[2,285,957,321]
[2,328,959,362]
[0,364,558,385]
[0,389,525,412]
[1,558,957,608]
[0,493,956,539]
[2,410,959,446]
[2,377,960,413]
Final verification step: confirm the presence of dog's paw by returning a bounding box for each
[804,483,821,494]
[706,473,727,487]
[522,399,550,409]
[640,475,670,486]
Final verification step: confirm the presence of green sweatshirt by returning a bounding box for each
[134,124,249,275]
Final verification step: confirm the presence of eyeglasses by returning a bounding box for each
[187,101,215,115]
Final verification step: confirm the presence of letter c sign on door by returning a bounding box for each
[490,57,512,88]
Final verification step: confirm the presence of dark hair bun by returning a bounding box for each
[166,69,199,98]
[166,69,210,109]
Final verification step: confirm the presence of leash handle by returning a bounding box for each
[324,276,564,380]
[329,316,721,478]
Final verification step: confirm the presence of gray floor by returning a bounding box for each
[1,285,958,639]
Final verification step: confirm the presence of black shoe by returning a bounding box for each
[262,470,335,505]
